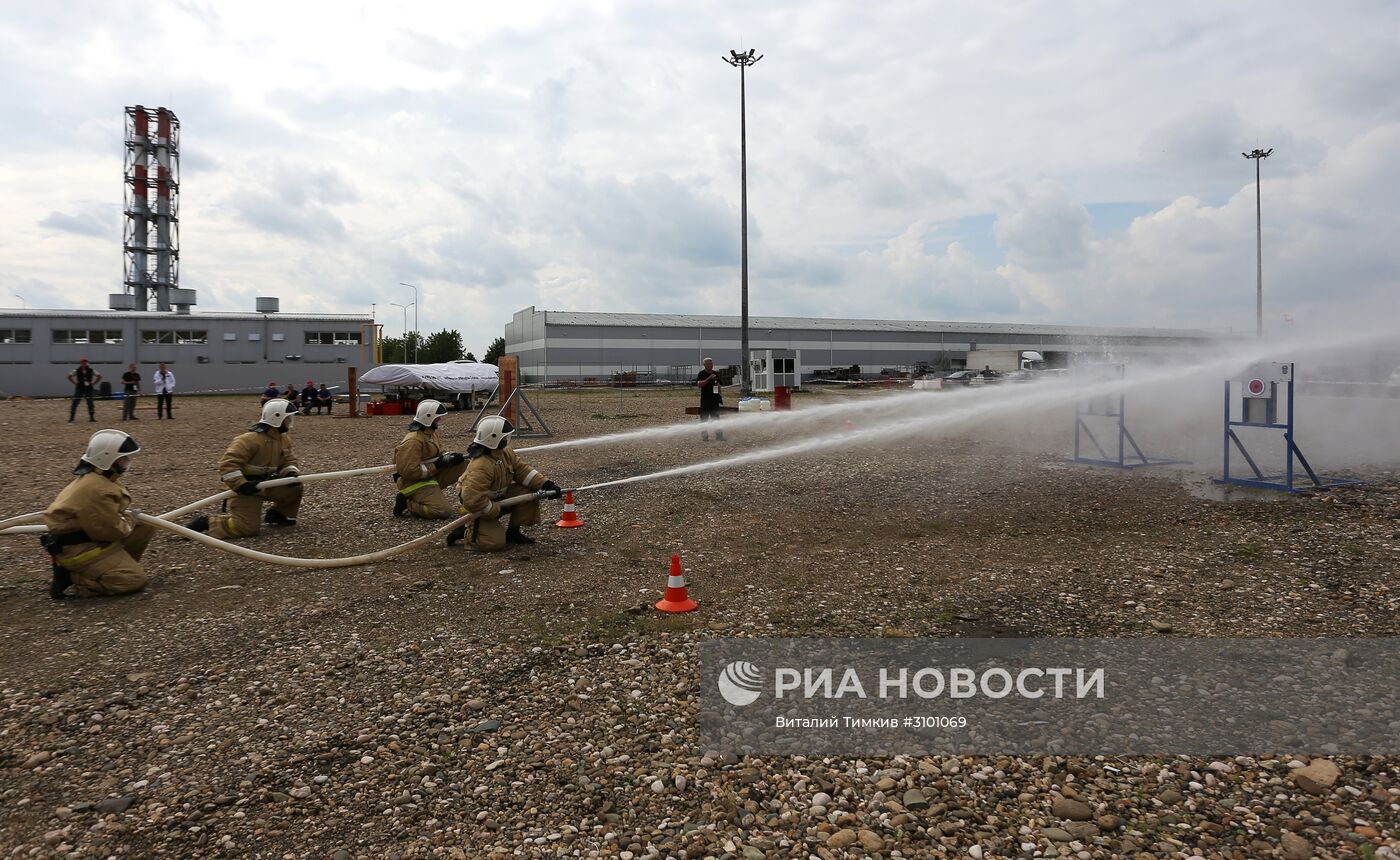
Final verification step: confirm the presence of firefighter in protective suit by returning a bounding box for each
[393,400,468,519]
[186,399,302,538]
[447,416,563,550]
[42,430,153,599]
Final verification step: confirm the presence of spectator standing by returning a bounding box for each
[152,363,176,419]
[694,357,725,442]
[67,358,101,423]
[120,363,142,421]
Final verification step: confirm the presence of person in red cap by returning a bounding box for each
[67,358,101,422]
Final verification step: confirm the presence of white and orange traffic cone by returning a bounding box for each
[554,491,585,528]
[655,554,698,613]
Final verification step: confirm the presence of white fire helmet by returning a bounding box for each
[412,399,448,429]
[81,429,140,472]
[258,398,295,429]
[473,415,515,449]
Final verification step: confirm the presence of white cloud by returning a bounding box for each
[0,0,1396,350]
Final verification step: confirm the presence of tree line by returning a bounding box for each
[379,331,506,366]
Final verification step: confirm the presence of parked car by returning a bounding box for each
[942,370,981,386]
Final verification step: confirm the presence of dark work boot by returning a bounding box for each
[49,564,72,600]
[264,509,297,527]
[445,524,466,547]
[186,515,210,533]
[506,525,535,545]
[393,494,409,518]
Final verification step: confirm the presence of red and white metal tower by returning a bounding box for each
[114,106,195,312]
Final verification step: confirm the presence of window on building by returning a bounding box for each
[54,329,123,344]
[142,330,207,344]
[223,332,237,341]
[305,331,362,345]
[272,333,286,342]
[0,329,32,344]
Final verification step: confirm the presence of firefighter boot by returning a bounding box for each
[49,564,72,600]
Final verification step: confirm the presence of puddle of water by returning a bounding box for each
[1180,477,1293,503]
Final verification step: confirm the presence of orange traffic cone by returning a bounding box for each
[655,554,698,613]
[554,491,585,528]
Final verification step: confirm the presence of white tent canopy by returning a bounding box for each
[360,361,499,393]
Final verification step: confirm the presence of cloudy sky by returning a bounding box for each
[2,0,1396,352]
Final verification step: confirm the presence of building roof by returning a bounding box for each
[535,309,1220,339]
[0,308,372,322]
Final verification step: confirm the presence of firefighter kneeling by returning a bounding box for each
[393,399,467,519]
[42,430,152,599]
[187,399,302,538]
[447,416,562,551]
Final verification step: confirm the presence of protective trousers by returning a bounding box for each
[60,523,155,597]
[465,484,540,552]
[402,461,468,519]
[70,388,95,421]
[208,484,303,539]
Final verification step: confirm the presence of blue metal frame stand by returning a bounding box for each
[1073,392,1187,469]
[1217,372,1361,492]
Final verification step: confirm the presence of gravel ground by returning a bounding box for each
[1,389,1397,859]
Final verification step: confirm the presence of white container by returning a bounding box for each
[738,398,771,413]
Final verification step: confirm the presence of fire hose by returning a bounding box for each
[0,464,400,536]
[131,491,551,569]
[1,463,569,569]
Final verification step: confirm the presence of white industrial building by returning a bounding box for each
[504,306,1224,383]
[0,303,376,397]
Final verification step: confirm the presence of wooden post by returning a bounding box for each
[347,366,360,417]
[498,355,518,427]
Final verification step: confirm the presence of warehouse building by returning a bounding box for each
[504,306,1224,383]
[0,301,377,397]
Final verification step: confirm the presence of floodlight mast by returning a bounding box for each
[1243,148,1273,338]
[724,48,762,396]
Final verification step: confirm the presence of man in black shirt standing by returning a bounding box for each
[120,363,141,421]
[695,357,726,442]
[67,358,100,423]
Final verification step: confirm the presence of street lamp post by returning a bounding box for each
[399,283,419,362]
[724,48,762,397]
[389,301,414,363]
[1242,148,1272,339]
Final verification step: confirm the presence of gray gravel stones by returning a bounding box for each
[93,796,136,815]
[1,393,1398,856]
[1051,795,1093,821]
[1294,757,1343,794]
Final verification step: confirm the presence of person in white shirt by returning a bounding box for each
[152,363,177,419]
